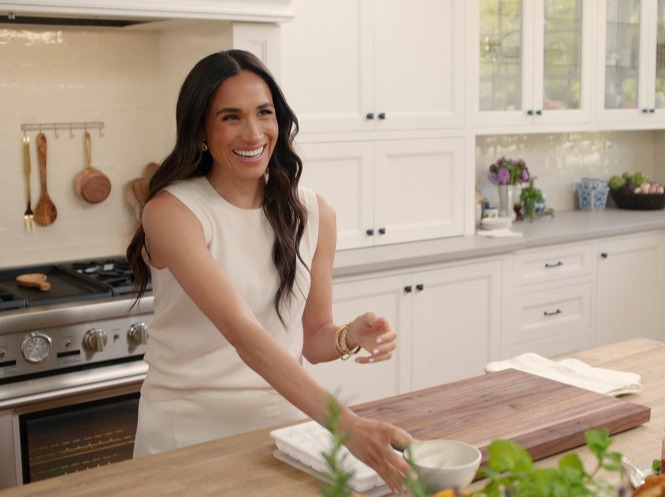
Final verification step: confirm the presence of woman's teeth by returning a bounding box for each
[234,146,264,159]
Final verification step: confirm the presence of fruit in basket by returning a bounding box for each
[609,172,665,194]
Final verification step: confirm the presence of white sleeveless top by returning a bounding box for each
[141,176,319,401]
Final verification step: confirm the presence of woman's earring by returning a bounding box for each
[201,142,208,152]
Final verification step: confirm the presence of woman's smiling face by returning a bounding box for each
[204,70,278,186]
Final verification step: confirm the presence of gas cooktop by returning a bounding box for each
[0,257,151,312]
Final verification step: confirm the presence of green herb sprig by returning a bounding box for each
[321,395,355,497]
[470,429,625,497]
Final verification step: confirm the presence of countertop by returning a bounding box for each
[333,208,665,277]
[1,337,662,497]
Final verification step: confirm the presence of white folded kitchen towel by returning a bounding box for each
[476,228,523,238]
[485,352,642,397]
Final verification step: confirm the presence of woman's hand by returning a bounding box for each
[348,312,397,364]
[341,411,413,494]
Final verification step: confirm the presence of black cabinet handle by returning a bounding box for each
[378,112,386,119]
[415,284,424,291]
[527,109,534,115]
[543,309,562,317]
[404,285,412,293]
[535,109,543,116]
[365,228,374,236]
[366,112,375,120]
[378,227,386,235]
[544,261,563,268]
[601,252,608,259]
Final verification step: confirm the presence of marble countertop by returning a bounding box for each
[333,208,665,277]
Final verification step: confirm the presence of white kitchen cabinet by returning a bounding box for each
[409,259,503,391]
[596,0,665,128]
[304,274,409,406]
[280,0,465,134]
[595,231,665,345]
[298,137,465,250]
[503,242,595,357]
[305,258,503,402]
[470,0,594,130]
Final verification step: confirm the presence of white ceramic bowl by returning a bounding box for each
[481,216,512,230]
[404,439,481,492]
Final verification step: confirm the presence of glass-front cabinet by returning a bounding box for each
[598,0,665,127]
[472,0,593,129]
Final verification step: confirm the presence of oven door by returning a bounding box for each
[0,367,144,489]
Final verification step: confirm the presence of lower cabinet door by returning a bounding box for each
[409,259,502,391]
[304,274,409,406]
[596,233,665,346]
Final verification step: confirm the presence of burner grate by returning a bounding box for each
[59,257,151,296]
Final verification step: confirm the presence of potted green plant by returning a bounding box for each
[519,177,544,222]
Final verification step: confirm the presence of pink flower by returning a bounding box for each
[488,157,530,186]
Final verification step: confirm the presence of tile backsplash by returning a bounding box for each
[0,23,232,268]
[476,131,663,212]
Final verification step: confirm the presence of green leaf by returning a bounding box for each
[485,439,534,473]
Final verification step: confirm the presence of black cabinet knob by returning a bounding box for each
[527,109,534,115]
[535,109,543,116]
[415,284,424,291]
[378,112,386,119]
[378,227,386,235]
[601,252,608,259]
[366,112,375,120]
[366,228,374,236]
[404,285,412,293]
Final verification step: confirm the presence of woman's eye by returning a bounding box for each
[221,114,239,122]
[259,108,274,117]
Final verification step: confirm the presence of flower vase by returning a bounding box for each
[497,185,517,220]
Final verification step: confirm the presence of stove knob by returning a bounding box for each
[83,328,107,352]
[128,322,149,345]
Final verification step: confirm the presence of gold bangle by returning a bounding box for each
[334,323,361,361]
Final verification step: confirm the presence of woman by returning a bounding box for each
[126,49,412,491]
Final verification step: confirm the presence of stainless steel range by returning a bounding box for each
[0,256,153,489]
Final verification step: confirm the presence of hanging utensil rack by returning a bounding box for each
[20,121,105,138]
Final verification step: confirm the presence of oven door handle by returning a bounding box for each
[0,361,147,410]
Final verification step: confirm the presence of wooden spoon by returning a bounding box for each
[34,132,57,226]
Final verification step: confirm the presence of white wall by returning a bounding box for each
[0,23,232,268]
[475,131,658,212]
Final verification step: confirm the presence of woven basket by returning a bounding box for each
[610,190,665,210]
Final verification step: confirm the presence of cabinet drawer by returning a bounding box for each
[510,282,592,345]
[512,243,594,286]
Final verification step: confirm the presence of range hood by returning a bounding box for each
[0,0,294,27]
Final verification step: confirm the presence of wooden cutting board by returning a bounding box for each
[352,369,651,464]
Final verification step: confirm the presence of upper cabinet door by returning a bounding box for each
[280,0,465,135]
[597,0,665,127]
[472,0,593,130]
[371,0,465,132]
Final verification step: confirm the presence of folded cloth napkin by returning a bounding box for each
[485,352,642,396]
[477,228,523,238]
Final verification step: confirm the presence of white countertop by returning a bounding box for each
[333,208,665,277]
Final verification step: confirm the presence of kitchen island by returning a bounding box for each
[0,337,662,497]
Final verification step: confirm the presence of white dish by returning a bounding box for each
[270,420,392,494]
[481,216,512,230]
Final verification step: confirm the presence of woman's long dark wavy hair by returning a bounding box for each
[126,50,308,321]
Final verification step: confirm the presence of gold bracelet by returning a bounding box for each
[334,323,361,360]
